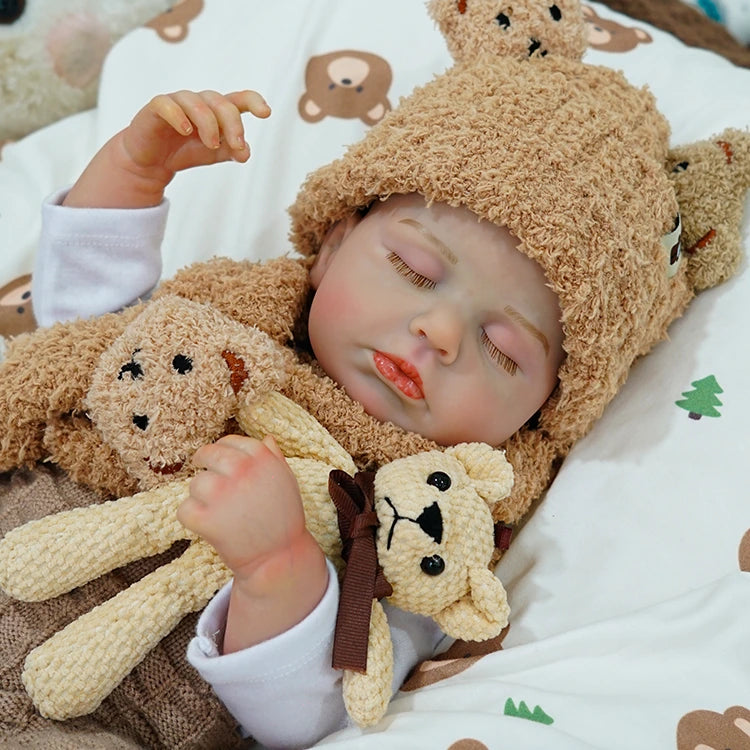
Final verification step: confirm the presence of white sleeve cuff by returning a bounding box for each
[187,560,348,748]
[186,560,446,748]
[32,188,168,326]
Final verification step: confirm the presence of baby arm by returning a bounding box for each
[64,89,271,209]
[34,89,271,325]
[177,434,329,653]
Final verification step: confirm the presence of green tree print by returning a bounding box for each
[675,375,724,420]
[503,698,554,724]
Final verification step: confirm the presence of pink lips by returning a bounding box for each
[373,352,424,399]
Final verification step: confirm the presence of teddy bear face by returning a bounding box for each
[373,450,496,616]
[84,296,289,490]
[428,0,588,63]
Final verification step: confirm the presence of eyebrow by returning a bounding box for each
[398,218,458,265]
[504,305,550,356]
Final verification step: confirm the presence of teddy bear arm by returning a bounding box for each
[22,538,230,720]
[0,306,141,472]
[42,413,138,497]
[0,479,193,601]
[341,600,394,727]
[432,567,510,642]
[240,391,357,472]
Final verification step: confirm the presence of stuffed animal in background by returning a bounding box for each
[0,389,513,728]
[0,0,170,142]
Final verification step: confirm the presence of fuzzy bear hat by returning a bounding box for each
[288,0,736,517]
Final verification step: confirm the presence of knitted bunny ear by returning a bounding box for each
[427,0,588,63]
[668,128,750,291]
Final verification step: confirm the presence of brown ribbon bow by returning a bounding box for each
[328,469,393,673]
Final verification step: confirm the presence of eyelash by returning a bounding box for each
[387,252,436,290]
[387,251,518,376]
[481,330,518,376]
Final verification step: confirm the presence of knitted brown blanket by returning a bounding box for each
[0,468,245,749]
[0,2,746,748]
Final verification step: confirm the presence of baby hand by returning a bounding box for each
[179,433,329,652]
[122,88,271,178]
[178,434,311,585]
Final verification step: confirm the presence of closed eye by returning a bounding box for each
[387,251,436,290]
[481,329,518,375]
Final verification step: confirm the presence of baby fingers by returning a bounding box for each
[191,434,266,477]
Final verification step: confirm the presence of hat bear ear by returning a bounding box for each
[668,128,750,291]
[427,0,588,64]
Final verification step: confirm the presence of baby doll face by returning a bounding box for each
[308,194,564,446]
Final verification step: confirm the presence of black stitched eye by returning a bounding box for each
[549,4,562,21]
[172,354,193,374]
[672,161,689,173]
[426,471,451,491]
[118,360,143,380]
[496,12,510,29]
[420,555,445,576]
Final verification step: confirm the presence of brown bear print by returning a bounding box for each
[0,273,36,338]
[740,529,750,572]
[677,705,750,750]
[401,626,508,691]
[298,50,392,126]
[448,741,489,750]
[146,0,204,43]
[582,5,652,52]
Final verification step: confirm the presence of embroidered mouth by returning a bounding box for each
[373,351,424,399]
[146,459,185,476]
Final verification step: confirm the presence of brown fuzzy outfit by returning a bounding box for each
[0,1,748,747]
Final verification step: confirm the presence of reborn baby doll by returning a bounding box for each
[0,0,747,747]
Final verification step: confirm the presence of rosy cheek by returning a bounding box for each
[313,284,364,323]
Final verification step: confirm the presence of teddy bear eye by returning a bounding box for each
[549,4,562,21]
[672,161,689,173]
[420,554,446,576]
[495,12,511,29]
[172,354,193,374]
[426,471,451,491]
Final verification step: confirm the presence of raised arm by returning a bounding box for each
[63,89,271,209]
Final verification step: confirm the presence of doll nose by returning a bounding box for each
[410,308,462,364]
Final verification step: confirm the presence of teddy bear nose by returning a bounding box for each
[528,38,547,56]
[132,414,149,431]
